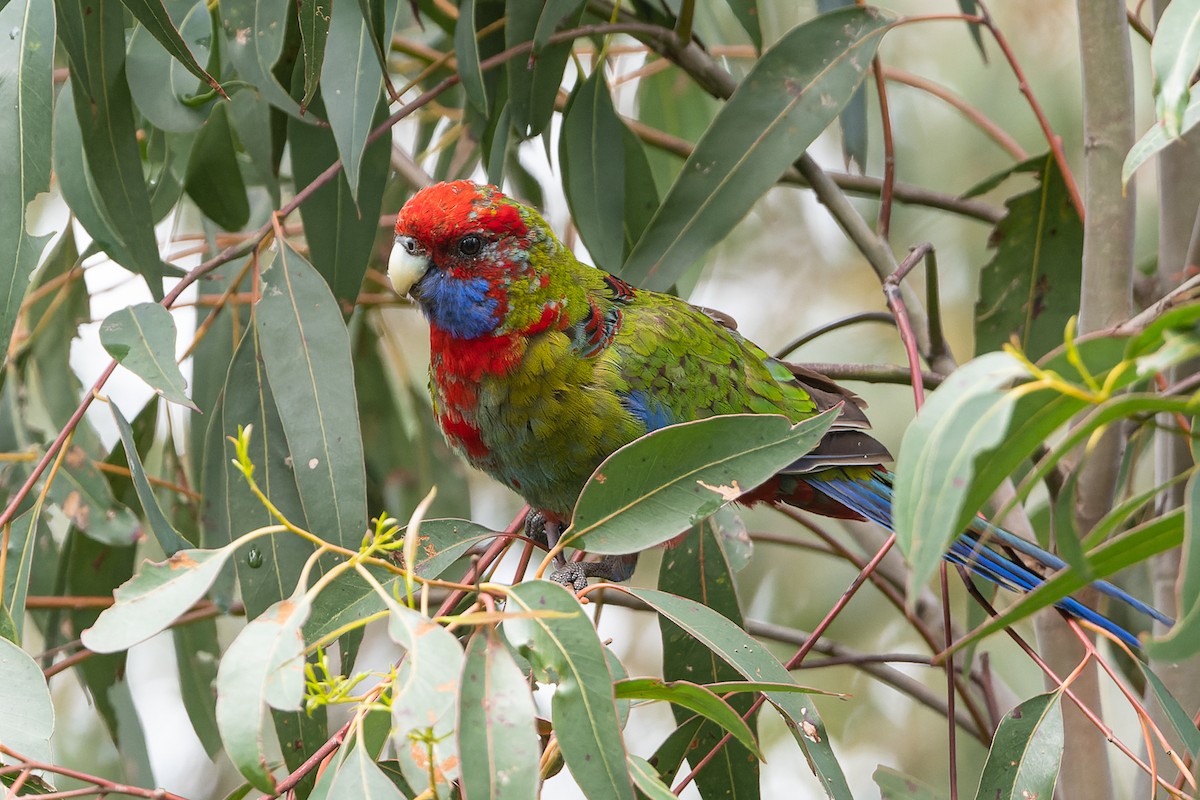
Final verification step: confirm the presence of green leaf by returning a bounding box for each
[110,402,193,556]
[326,743,406,800]
[455,0,488,115]
[503,581,635,800]
[174,620,224,756]
[874,765,947,800]
[100,303,198,410]
[531,0,585,52]
[321,0,387,201]
[82,545,236,652]
[297,0,330,111]
[2,509,40,644]
[614,678,761,758]
[973,692,1063,800]
[458,631,540,800]
[658,517,759,799]
[1124,92,1200,185]
[119,0,223,93]
[505,0,584,137]
[0,0,54,361]
[621,7,892,290]
[208,326,313,616]
[893,351,1030,596]
[563,411,837,555]
[956,0,986,60]
[56,0,167,298]
[216,590,313,793]
[723,0,762,51]
[221,0,306,119]
[0,638,54,764]
[385,598,464,737]
[45,446,142,546]
[1151,0,1200,138]
[560,69,632,273]
[624,587,852,799]
[1137,661,1200,761]
[627,755,677,800]
[1143,472,1200,660]
[974,154,1083,361]
[289,91,389,310]
[256,242,367,550]
[185,102,251,231]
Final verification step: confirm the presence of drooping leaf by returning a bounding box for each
[624,587,852,799]
[458,631,539,800]
[82,545,236,653]
[974,154,1083,361]
[627,755,677,800]
[503,581,635,800]
[0,638,54,764]
[211,324,313,617]
[505,0,585,137]
[325,743,406,800]
[119,0,223,94]
[256,241,367,551]
[0,0,54,361]
[110,402,193,555]
[723,0,762,50]
[173,619,224,756]
[185,102,252,231]
[216,590,313,793]
[1124,92,1200,185]
[1151,0,1200,138]
[561,68,658,273]
[100,303,198,410]
[289,91,389,310]
[221,0,307,119]
[614,678,761,758]
[973,693,1063,800]
[893,351,1030,598]
[455,0,489,115]
[563,411,837,555]
[320,0,391,201]
[658,517,759,799]
[298,0,331,111]
[621,7,892,290]
[1137,660,1200,762]
[45,446,142,547]
[56,0,167,297]
[385,596,464,793]
[1143,472,1200,660]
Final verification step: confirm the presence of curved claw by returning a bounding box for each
[548,555,640,591]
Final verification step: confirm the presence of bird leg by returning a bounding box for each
[549,554,640,592]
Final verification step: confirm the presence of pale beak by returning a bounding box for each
[388,239,429,298]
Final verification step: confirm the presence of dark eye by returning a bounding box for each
[457,235,484,257]
[398,235,419,255]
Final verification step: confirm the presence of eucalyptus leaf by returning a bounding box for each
[100,303,198,410]
[0,0,54,361]
[82,545,236,653]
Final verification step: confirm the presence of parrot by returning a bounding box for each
[387,179,1169,649]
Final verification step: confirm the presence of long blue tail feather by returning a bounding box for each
[804,469,1172,650]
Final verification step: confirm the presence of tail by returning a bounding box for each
[803,469,1172,650]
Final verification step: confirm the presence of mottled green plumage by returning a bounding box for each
[389,180,864,524]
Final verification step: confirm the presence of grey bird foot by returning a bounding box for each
[548,554,639,591]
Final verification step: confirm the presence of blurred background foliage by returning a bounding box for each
[0,0,1197,798]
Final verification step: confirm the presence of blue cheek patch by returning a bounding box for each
[419,271,500,338]
[621,390,676,431]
